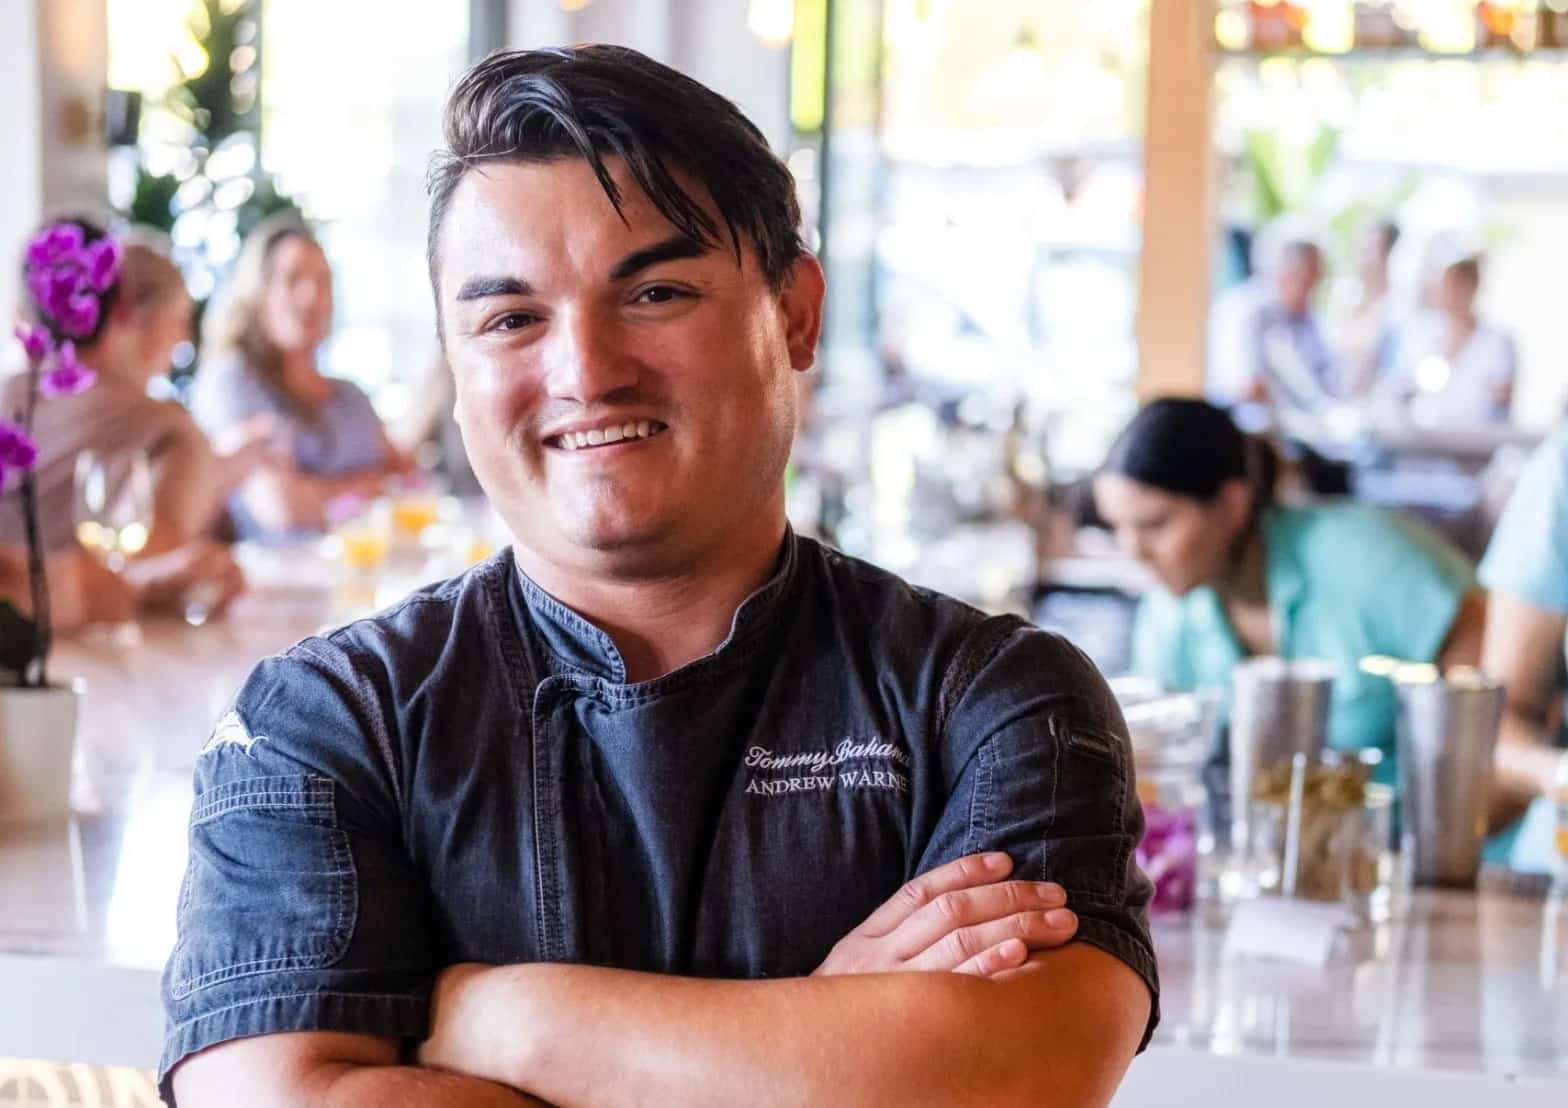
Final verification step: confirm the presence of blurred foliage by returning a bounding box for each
[125,170,181,232]
[114,0,299,383]
[171,0,258,149]
[1244,124,1341,224]
[117,0,298,238]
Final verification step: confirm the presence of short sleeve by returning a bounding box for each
[916,624,1160,1050]
[1480,432,1568,614]
[1340,509,1474,664]
[158,645,431,1104]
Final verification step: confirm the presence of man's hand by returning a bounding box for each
[813,852,1077,978]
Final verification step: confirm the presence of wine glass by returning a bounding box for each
[74,449,154,574]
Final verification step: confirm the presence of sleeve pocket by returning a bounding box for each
[1036,832,1134,908]
[168,775,356,1000]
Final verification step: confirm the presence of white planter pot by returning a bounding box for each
[0,680,83,825]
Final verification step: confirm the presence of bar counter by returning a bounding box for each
[1,555,1564,1103]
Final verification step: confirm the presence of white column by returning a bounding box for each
[0,3,44,325]
[1,0,108,327]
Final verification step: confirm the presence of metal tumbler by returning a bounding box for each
[1394,669,1502,888]
[1228,657,1336,855]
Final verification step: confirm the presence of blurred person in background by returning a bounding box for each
[1,220,257,622]
[0,540,243,632]
[1328,218,1401,400]
[1208,230,1339,421]
[1474,425,1568,869]
[1094,398,1485,771]
[1380,247,1516,428]
[3,223,270,555]
[193,214,408,539]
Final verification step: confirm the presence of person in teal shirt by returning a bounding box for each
[1476,426,1568,869]
[1094,399,1485,769]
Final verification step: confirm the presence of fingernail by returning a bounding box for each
[1036,882,1066,904]
[983,852,1011,872]
[1046,909,1076,928]
[999,938,1027,960]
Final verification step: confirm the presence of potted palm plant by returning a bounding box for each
[0,221,119,823]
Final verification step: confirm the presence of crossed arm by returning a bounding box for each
[172,855,1151,1108]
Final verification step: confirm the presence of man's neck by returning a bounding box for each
[515,514,789,684]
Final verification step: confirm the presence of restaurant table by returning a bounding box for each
[2,550,1566,1104]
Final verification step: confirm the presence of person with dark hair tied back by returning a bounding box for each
[1095,397,1486,765]
[165,44,1157,1108]
[191,213,408,538]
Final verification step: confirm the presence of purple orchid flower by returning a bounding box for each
[30,264,84,323]
[57,291,100,338]
[83,237,123,293]
[13,325,52,362]
[0,419,39,475]
[24,223,84,269]
[40,341,96,397]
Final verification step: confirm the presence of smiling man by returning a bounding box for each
[161,46,1157,1108]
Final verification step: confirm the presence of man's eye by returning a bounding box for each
[635,285,688,305]
[490,312,535,332]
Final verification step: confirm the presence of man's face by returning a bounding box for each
[1274,251,1322,317]
[436,158,822,577]
[1436,266,1478,318]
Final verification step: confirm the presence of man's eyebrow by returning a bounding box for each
[609,235,709,281]
[454,275,533,302]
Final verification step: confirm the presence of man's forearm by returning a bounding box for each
[310,1063,547,1107]
[171,1031,550,1108]
[425,944,1148,1108]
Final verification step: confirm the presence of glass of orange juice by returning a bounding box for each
[331,498,392,572]
[392,494,441,538]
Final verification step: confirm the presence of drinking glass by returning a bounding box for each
[73,449,153,573]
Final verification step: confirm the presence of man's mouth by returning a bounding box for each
[545,421,668,451]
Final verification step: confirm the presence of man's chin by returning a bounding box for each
[558,509,677,557]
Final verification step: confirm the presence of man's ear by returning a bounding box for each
[777,255,825,373]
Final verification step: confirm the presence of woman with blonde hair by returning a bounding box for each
[192,213,406,538]
[2,218,255,621]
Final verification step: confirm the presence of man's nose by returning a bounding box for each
[542,308,640,403]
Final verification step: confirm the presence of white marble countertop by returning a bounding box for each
[1,552,1565,1099]
[1148,891,1568,1075]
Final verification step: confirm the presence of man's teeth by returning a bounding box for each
[557,421,660,450]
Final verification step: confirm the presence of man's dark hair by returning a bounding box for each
[426,45,805,304]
